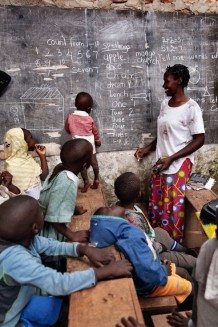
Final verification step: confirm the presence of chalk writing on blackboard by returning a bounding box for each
[0,7,217,151]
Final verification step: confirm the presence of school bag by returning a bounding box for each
[200,198,218,225]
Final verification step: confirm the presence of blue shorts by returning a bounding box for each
[20,296,63,327]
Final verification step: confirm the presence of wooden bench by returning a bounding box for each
[138,296,177,327]
[151,311,191,327]
[183,189,218,248]
[67,186,144,327]
[139,296,177,314]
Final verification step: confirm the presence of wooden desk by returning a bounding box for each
[183,189,218,248]
[67,186,144,327]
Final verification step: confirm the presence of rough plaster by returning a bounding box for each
[2,144,216,205]
[0,0,217,203]
[0,0,217,13]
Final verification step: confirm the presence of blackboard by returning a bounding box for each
[0,6,217,151]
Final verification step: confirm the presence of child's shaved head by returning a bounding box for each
[114,172,140,204]
[0,196,42,244]
[60,139,93,169]
[75,92,93,112]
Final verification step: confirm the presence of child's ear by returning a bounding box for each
[32,223,39,235]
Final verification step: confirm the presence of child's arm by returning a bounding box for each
[51,222,89,242]
[64,115,71,134]
[4,242,132,297]
[35,145,49,181]
[92,121,101,146]
[77,243,132,279]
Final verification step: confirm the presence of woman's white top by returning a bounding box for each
[156,98,205,174]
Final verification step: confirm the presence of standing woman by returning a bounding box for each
[135,64,205,243]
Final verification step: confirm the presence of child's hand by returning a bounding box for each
[70,230,90,242]
[35,144,46,156]
[116,316,146,327]
[79,246,116,267]
[162,259,172,276]
[95,259,132,281]
[166,311,191,327]
[74,205,87,215]
[1,171,20,194]
[1,171,13,187]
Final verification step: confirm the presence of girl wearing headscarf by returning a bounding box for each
[3,128,48,199]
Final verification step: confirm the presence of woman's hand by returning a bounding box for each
[156,156,173,172]
[134,138,157,161]
[134,147,149,161]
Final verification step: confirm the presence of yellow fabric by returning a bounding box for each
[149,263,192,303]
[4,128,41,190]
[195,211,216,239]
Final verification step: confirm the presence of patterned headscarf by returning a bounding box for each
[4,128,41,190]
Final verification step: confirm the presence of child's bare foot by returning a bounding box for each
[81,182,91,193]
[90,179,99,189]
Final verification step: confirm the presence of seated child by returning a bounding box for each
[3,127,49,199]
[114,172,197,276]
[0,170,22,204]
[0,195,132,327]
[90,206,192,303]
[39,139,94,246]
[167,209,218,327]
[65,92,101,192]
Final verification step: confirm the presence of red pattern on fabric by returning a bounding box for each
[148,159,192,243]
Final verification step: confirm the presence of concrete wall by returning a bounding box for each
[1,144,217,206]
[0,0,217,204]
[1,1,217,14]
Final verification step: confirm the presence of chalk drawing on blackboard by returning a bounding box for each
[130,92,149,101]
[20,87,64,131]
[203,86,212,97]
[189,66,200,84]
[33,65,68,71]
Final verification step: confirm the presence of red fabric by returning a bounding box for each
[148,159,192,243]
[65,114,101,144]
